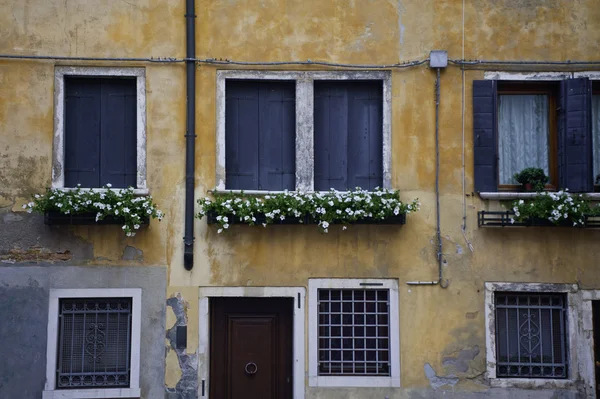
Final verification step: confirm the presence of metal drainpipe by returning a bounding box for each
[183,0,196,271]
[435,67,449,288]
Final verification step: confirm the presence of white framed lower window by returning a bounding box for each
[43,288,142,399]
[484,282,579,389]
[308,278,400,387]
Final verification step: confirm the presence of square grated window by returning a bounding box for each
[57,297,133,389]
[495,292,568,379]
[317,289,390,376]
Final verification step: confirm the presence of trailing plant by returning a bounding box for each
[23,184,164,236]
[508,189,599,226]
[512,167,548,191]
[197,188,420,233]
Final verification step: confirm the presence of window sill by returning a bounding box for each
[308,375,400,388]
[52,187,149,196]
[42,388,140,399]
[488,378,574,389]
[479,192,600,200]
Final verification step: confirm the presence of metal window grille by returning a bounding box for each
[495,292,568,379]
[317,289,390,376]
[57,297,133,389]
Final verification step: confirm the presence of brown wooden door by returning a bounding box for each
[210,297,293,399]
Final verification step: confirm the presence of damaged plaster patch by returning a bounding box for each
[442,345,480,373]
[166,294,198,399]
[122,245,143,261]
[424,363,459,390]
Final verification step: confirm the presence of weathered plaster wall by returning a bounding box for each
[2,0,600,397]
[0,265,167,399]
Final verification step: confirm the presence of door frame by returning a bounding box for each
[580,290,600,398]
[199,287,306,399]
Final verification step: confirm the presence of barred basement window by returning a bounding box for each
[318,289,390,376]
[495,292,568,379]
[57,297,133,389]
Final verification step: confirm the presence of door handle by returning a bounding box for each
[245,362,258,375]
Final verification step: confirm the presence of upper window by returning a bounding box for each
[225,80,296,191]
[314,81,383,191]
[53,67,147,193]
[44,289,141,399]
[473,77,594,193]
[216,71,391,193]
[308,279,400,388]
[592,82,600,188]
[497,82,557,189]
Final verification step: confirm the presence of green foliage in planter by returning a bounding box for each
[197,188,420,233]
[512,167,548,191]
[24,185,164,236]
[507,190,599,226]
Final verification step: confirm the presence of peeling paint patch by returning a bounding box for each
[442,345,480,373]
[166,294,198,399]
[424,363,459,390]
[122,245,143,261]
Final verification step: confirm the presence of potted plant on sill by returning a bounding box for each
[23,184,164,237]
[513,167,548,192]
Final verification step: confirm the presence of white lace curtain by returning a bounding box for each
[498,94,549,185]
[593,95,600,184]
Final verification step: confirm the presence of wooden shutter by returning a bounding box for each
[100,79,137,188]
[558,78,593,192]
[64,78,101,188]
[225,81,260,190]
[314,81,383,191]
[473,80,498,192]
[258,82,296,191]
[226,81,295,191]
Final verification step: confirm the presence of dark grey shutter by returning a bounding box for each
[226,81,295,191]
[100,79,137,188]
[258,82,295,191]
[314,81,382,191]
[558,78,593,192]
[473,80,498,192]
[225,81,260,190]
[64,78,101,188]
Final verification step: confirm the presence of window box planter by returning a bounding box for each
[44,211,150,226]
[478,211,600,228]
[206,210,406,226]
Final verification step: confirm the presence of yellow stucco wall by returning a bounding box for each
[2,0,600,395]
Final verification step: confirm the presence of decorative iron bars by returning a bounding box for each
[57,298,133,389]
[495,293,568,379]
[317,289,390,376]
[478,211,600,228]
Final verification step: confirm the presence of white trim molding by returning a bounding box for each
[483,71,572,81]
[479,192,600,200]
[578,290,600,398]
[43,288,142,399]
[308,278,400,388]
[198,286,306,399]
[53,66,147,193]
[215,70,392,192]
[484,282,580,390]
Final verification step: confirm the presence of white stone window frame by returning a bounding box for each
[484,282,580,389]
[198,286,306,399]
[308,278,400,388]
[43,288,142,399]
[480,71,600,200]
[53,67,148,195]
[215,70,392,193]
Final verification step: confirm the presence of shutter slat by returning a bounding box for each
[225,81,260,190]
[64,78,101,188]
[559,78,593,192]
[314,85,332,190]
[100,79,137,188]
[473,80,498,192]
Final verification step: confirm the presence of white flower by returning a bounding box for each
[146,209,152,214]
[123,207,130,213]
[262,223,267,227]
[328,201,334,206]
[321,221,329,229]
[22,204,27,209]
[115,209,119,215]
[223,223,229,229]
[106,183,112,188]
[342,226,347,230]
[134,224,140,230]
[217,228,223,234]
[122,225,127,230]
[57,203,63,208]
[223,216,228,223]
[280,215,285,220]
[34,194,40,199]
